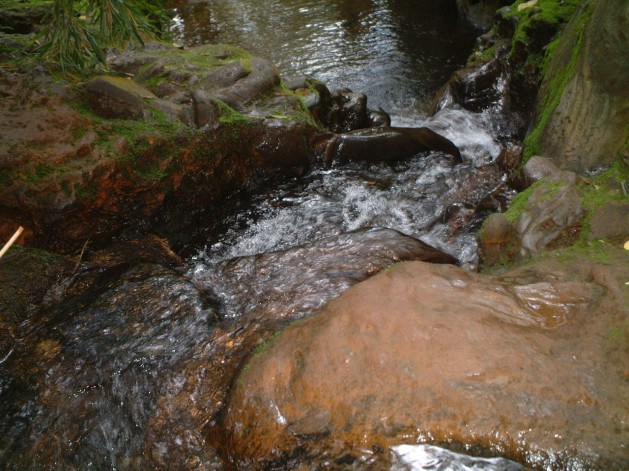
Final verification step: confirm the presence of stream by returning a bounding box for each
[1,1,529,469]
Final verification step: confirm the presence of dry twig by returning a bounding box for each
[0,226,24,259]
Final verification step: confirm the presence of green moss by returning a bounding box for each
[75,181,97,201]
[268,81,323,129]
[142,73,169,88]
[608,326,626,342]
[5,244,60,266]
[134,163,167,182]
[506,0,582,52]
[577,158,629,241]
[60,179,72,197]
[71,126,89,140]
[503,180,544,223]
[239,57,253,73]
[504,156,626,241]
[0,167,15,187]
[383,261,407,274]
[2,0,52,11]
[25,164,57,183]
[213,99,252,128]
[252,330,282,358]
[72,100,186,180]
[553,239,614,264]
[478,45,497,63]
[155,44,251,69]
[236,330,283,385]
[522,1,593,162]
[70,94,184,143]
[69,95,101,121]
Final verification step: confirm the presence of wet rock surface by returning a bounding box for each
[325,127,462,166]
[0,61,321,253]
[0,246,74,327]
[0,42,463,254]
[2,2,626,469]
[515,170,584,256]
[192,228,457,323]
[479,167,588,267]
[0,228,458,469]
[477,212,519,265]
[222,257,629,470]
[0,261,221,469]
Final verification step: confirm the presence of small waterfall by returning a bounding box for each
[422,107,502,166]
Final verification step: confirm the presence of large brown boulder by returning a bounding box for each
[222,257,629,469]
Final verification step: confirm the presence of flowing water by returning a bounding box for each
[168,0,478,124]
[1,1,528,469]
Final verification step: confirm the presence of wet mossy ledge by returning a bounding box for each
[467,0,628,271]
[479,157,629,272]
[469,0,627,172]
[0,42,346,254]
[464,0,628,172]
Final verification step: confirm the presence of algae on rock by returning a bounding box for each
[525,0,629,172]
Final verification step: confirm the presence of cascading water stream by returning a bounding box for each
[0,1,527,469]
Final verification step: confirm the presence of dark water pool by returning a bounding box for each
[168,0,479,124]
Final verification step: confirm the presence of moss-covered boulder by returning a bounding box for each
[525,1,629,172]
[86,75,158,120]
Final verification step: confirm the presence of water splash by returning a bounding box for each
[422,107,502,165]
[391,444,524,471]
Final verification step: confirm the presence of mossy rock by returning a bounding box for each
[0,0,51,34]
[525,1,629,172]
[0,246,73,327]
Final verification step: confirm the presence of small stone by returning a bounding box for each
[513,155,560,191]
[478,213,519,266]
[86,75,155,120]
[588,201,629,244]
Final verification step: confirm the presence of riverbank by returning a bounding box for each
[1,0,628,469]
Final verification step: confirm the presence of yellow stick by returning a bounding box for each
[0,226,25,259]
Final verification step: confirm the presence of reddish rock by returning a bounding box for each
[478,212,520,266]
[222,259,628,470]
